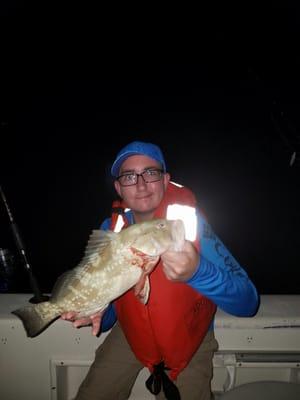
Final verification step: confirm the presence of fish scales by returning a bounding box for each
[12,218,185,337]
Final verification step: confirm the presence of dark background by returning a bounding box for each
[0,3,299,295]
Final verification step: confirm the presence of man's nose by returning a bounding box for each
[136,174,147,187]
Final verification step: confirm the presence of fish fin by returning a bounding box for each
[12,301,60,338]
[51,230,117,300]
[134,275,150,305]
[87,229,117,250]
[133,255,158,304]
[80,230,117,262]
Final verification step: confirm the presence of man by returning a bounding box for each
[63,141,258,400]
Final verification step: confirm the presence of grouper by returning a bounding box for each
[12,218,185,337]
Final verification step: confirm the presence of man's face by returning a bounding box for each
[114,155,170,219]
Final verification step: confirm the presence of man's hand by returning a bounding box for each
[161,240,200,282]
[61,311,103,336]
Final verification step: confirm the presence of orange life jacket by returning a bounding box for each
[111,182,216,380]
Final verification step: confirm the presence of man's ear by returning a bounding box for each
[114,180,122,197]
[163,172,170,189]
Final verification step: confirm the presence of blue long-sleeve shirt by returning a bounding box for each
[100,210,259,332]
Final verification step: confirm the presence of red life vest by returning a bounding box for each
[111,182,216,380]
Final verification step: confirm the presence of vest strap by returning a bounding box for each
[145,362,181,399]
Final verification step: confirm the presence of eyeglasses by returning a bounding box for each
[117,168,164,187]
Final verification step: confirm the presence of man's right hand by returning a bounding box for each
[61,311,103,336]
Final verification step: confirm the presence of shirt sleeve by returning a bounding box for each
[187,212,259,317]
[101,303,117,332]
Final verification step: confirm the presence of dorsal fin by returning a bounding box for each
[80,230,117,263]
[51,229,117,301]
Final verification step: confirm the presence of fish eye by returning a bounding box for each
[157,222,166,229]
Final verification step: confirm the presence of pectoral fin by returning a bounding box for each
[134,275,150,304]
[131,253,159,304]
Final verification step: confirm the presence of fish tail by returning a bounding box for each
[12,301,60,338]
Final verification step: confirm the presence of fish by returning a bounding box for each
[12,218,185,338]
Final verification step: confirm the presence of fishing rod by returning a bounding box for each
[0,185,49,303]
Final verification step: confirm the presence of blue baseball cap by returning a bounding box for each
[111,141,167,177]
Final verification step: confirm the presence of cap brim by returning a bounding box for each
[111,151,141,177]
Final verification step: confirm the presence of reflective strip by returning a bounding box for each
[170,181,183,188]
[114,215,125,232]
[166,204,197,241]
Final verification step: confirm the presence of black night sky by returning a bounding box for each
[0,3,299,295]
